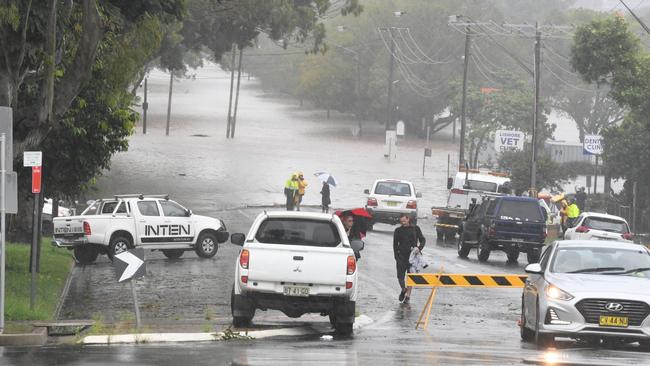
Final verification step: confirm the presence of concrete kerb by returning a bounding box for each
[80,315,374,345]
[0,327,47,346]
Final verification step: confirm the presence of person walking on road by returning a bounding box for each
[296,172,308,211]
[320,182,331,213]
[393,214,426,304]
[284,173,299,211]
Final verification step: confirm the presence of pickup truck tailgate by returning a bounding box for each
[494,220,545,241]
[246,244,349,286]
[53,217,85,237]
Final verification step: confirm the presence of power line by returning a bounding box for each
[470,54,500,86]
[543,63,596,92]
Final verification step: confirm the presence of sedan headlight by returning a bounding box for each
[545,284,574,301]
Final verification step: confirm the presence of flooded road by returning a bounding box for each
[12,63,650,365]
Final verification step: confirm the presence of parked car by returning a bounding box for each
[564,212,633,242]
[230,211,363,334]
[521,240,650,349]
[52,194,229,264]
[364,179,420,229]
[457,196,547,263]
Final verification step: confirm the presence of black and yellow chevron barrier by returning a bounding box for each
[407,273,527,288]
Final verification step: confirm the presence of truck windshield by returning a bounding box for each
[256,218,341,247]
[465,180,498,192]
[498,200,543,222]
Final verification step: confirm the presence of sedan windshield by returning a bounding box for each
[255,218,341,247]
[551,246,650,275]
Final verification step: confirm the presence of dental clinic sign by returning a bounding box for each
[583,134,603,156]
[494,130,525,153]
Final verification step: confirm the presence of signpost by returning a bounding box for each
[113,248,146,328]
[0,106,17,334]
[494,130,525,153]
[23,151,42,309]
[384,130,397,160]
[583,135,603,193]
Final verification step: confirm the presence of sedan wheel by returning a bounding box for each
[520,298,534,342]
[535,298,554,348]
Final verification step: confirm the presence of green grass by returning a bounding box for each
[5,239,73,321]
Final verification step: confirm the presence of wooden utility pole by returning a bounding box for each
[385,28,396,131]
[165,70,174,136]
[230,47,244,139]
[530,24,541,196]
[459,26,471,167]
[226,44,236,138]
[142,77,148,134]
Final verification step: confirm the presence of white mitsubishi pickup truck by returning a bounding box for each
[52,194,229,264]
[230,211,364,335]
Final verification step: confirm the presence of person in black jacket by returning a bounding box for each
[393,214,426,303]
[320,182,331,213]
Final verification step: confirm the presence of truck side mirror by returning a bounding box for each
[447,177,453,190]
[231,233,246,245]
[185,209,192,217]
[350,240,364,252]
[416,192,422,198]
[363,189,370,195]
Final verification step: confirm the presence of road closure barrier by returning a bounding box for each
[407,272,527,330]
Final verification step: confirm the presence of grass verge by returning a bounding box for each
[5,238,73,322]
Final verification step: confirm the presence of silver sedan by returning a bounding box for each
[521,240,650,348]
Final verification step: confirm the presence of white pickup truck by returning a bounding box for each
[52,194,229,264]
[230,211,364,335]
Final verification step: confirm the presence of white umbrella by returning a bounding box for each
[314,172,338,187]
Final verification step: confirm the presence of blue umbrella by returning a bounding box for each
[314,172,338,187]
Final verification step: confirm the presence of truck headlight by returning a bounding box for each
[545,284,573,301]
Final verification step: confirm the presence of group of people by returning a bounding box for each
[283,172,333,213]
[558,186,586,232]
[284,172,308,211]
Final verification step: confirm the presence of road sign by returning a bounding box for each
[23,151,42,167]
[113,248,146,282]
[31,166,41,194]
[384,130,397,159]
[583,134,603,155]
[494,130,525,153]
[396,121,405,136]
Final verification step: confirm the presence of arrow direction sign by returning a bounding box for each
[113,248,146,283]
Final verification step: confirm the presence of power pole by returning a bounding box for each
[530,23,541,196]
[385,27,396,131]
[459,26,471,167]
[142,77,148,135]
[165,70,174,136]
[226,44,237,139]
[230,47,244,139]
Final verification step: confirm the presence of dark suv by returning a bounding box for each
[457,196,547,264]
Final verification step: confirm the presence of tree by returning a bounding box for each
[498,150,574,194]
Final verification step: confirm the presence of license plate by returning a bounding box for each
[599,315,628,327]
[283,286,310,297]
[54,227,82,234]
[385,201,399,207]
[511,238,524,242]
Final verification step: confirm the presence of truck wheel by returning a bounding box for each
[527,249,541,264]
[73,246,99,265]
[162,249,184,260]
[195,232,218,258]
[436,229,444,241]
[108,236,132,260]
[334,321,353,335]
[477,235,491,262]
[457,234,470,258]
[445,230,456,242]
[231,286,254,327]
[507,249,520,263]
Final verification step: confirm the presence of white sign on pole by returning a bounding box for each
[396,121,405,136]
[23,151,42,167]
[494,130,525,153]
[583,134,603,155]
[384,130,397,159]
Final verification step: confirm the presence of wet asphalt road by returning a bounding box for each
[2,63,650,365]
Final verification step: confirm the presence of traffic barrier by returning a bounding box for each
[408,272,527,330]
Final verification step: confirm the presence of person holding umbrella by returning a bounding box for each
[320,182,331,213]
[314,172,337,213]
[393,214,425,304]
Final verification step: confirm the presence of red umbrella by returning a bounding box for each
[335,208,372,219]
[335,208,373,238]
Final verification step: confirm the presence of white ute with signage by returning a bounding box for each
[230,211,364,335]
[52,194,229,264]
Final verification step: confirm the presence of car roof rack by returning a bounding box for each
[112,194,170,200]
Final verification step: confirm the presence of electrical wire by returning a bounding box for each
[471,42,509,74]
[470,54,500,86]
[401,28,456,64]
[377,28,421,64]
[542,63,596,92]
